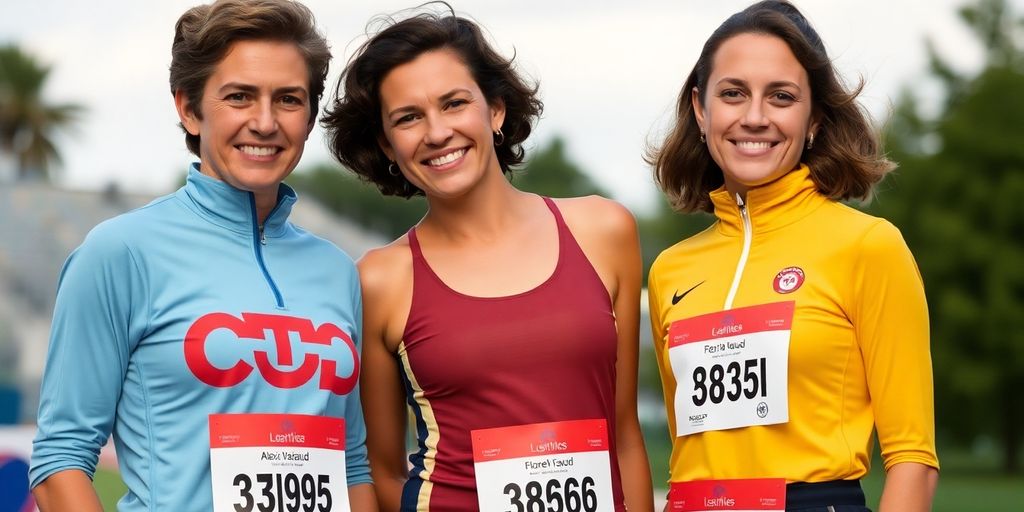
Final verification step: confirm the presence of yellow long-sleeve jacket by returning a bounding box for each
[649,165,939,484]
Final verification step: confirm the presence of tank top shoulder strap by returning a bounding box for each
[407,226,424,261]
[540,196,590,271]
[541,196,566,230]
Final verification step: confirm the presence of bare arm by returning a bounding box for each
[347,482,379,511]
[358,248,414,512]
[878,462,938,512]
[32,470,104,512]
[607,205,655,512]
[561,197,654,511]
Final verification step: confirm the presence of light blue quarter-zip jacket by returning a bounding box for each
[31,164,370,511]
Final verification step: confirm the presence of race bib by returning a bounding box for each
[668,478,785,511]
[209,413,350,512]
[472,419,616,512]
[668,301,794,436]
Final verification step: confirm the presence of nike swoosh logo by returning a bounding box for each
[671,281,705,306]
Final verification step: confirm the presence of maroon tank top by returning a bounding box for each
[397,197,625,511]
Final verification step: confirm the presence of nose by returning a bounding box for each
[423,113,453,146]
[248,98,278,136]
[741,98,769,129]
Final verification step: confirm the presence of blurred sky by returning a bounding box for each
[1,0,1015,212]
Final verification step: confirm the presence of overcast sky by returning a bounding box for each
[1,0,1015,212]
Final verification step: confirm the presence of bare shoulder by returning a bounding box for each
[356,235,413,301]
[552,195,639,245]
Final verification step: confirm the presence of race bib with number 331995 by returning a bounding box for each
[209,413,350,512]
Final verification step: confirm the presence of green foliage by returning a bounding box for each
[512,136,607,198]
[876,0,1024,473]
[638,199,714,280]
[287,166,426,241]
[0,45,83,181]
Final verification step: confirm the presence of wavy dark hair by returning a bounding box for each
[170,0,331,156]
[647,0,894,213]
[321,3,543,197]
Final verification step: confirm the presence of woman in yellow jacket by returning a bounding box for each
[647,2,939,511]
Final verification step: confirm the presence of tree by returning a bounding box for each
[0,45,83,181]
[875,0,1024,473]
[511,136,607,198]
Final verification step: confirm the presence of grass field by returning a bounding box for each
[93,468,127,511]
[93,435,1023,511]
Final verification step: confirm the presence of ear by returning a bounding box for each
[489,97,506,134]
[808,115,821,141]
[376,133,395,162]
[691,86,706,132]
[174,89,201,136]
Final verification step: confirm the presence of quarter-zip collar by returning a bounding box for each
[176,163,297,238]
[709,164,828,237]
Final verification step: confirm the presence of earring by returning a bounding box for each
[493,128,505,146]
[806,133,815,150]
[388,161,400,176]
[699,130,706,144]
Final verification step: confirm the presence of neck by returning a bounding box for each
[419,177,532,244]
[253,189,278,226]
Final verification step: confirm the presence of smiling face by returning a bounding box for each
[693,32,818,197]
[377,49,505,200]
[176,39,312,202]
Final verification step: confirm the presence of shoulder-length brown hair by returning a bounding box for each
[648,0,894,213]
[321,3,543,198]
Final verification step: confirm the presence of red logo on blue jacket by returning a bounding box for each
[184,313,359,395]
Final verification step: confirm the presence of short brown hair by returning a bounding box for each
[169,0,330,156]
[321,4,543,198]
[648,0,894,213]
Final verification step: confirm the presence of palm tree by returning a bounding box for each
[0,45,83,181]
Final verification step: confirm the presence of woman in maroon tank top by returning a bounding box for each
[322,6,653,511]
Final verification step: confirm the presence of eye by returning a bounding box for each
[769,91,797,104]
[445,98,469,110]
[394,113,418,126]
[279,95,305,107]
[225,92,250,103]
[718,89,745,102]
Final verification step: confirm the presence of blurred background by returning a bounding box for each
[1,0,1022,510]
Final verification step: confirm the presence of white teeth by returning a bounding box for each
[736,141,773,150]
[239,145,277,156]
[428,149,466,166]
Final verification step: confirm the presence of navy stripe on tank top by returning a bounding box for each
[396,197,626,511]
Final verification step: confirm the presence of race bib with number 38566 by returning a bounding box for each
[472,419,616,512]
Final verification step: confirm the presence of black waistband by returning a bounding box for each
[786,480,865,509]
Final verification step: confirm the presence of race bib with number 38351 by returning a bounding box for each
[668,301,794,436]
[472,419,616,512]
[209,413,350,512]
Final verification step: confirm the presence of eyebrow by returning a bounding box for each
[715,77,802,91]
[217,83,309,97]
[386,87,474,118]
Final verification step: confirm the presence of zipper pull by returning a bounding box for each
[259,225,267,245]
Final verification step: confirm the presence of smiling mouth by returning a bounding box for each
[238,145,280,157]
[733,141,778,150]
[424,148,467,166]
